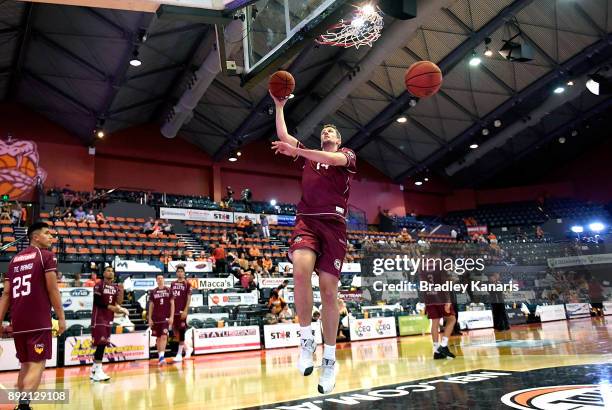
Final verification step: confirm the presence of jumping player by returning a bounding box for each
[171,265,192,362]
[148,274,174,365]
[90,266,129,381]
[0,222,66,410]
[420,252,456,360]
[271,92,357,394]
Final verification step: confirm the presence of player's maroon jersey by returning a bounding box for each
[92,282,121,326]
[419,269,452,305]
[295,142,357,221]
[7,246,56,333]
[170,280,191,313]
[149,286,173,322]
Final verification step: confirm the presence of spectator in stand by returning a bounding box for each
[74,206,86,222]
[185,251,194,261]
[312,310,321,322]
[535,226,544,241]
[162,220,173,234]
[243,216,254,237]
[248,245,261,259]
[278,302,294,323]
[11,202,22,226]
[96,211,106,225]
[283,264,292,275]
[143,217,154,235]
[260,215,270,238]
[488,232,498,244]
[240,270,256,291]
[20,204,27,226]
[123,275,135,302]
[0,203,11,222]
[85,209,96,223]
[220,231,229,245]
[270,265,281,276]
[151,220,163,237]
[84,272,99,287]
[262,254,273,271]
[237,252,249,271]
[64,211,75,223]
[73,272,82,287]
[399,227,412,243]
[236,216,245,236]
[276,280,290,300]
[229,229,241,245]
[450,229,458,240]
[268,289,284,311]
[212,243,227,273]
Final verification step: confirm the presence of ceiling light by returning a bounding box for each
[424,177,429,182]
[236,151,242,157]
[493,120,502,128]
[566,80,574,86]
[396,116,408,123]
[409,99,417,107]
[553,86,565,94]
[129,50,142,67]
[469,51,481,67]
[414,181,423,186]
[470,143,478,149]
[229,153,238,162]
[585,73,612,95]
[96,130,104,138]
[482,128,489,136]
[558,137,566,144]
[571,130,578,137]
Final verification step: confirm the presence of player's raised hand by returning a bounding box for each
[269,90,288,108]
[272,140,297,157]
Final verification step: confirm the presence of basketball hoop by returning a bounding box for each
[316,4,384,49]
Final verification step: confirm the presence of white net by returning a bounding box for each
[316,5,384,49]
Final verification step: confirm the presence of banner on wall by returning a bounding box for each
[234,212,278,225]
[339,290,363,302]
[197,276,236,290]
[0,338,57,371]
[64,332,149,366]
[168,260,213,273]
[349,317,397,341]
[285,291,320,304]
[535,304,566,322]
[60,287,93,312]
[467,225,488,235]
[263,322,323,349]
[547,253,612,268]
[114,259,163,273]
[565,303,590,319]
[193,326,261,354]
[160,207,234,223]
[258,277,292,289]
[277,262,361,275]
[458,310,494,330]
[398,315,430,336]
[208,291,258,306]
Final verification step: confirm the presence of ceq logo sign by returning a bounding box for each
[501,385,609,409]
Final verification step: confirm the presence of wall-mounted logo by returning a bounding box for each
[0,137,47,199]
[501,385,609,409]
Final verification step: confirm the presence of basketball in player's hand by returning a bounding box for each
[269,71,295,99]
[405,61,443,98]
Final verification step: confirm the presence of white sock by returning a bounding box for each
[433,342,439,352]
[92,362,101,372]
[158,351,165,359]
[177,344,184,355]
[441,337,449,347]
[323,344,336,361]
[300,326,313,340]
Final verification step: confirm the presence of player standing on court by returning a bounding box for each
[170,265,192,362]
[90,266,129,381]
[148,274,174,365]
[271,92,357,394]
[0,222,66,410]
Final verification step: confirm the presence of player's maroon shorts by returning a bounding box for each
[289,215,347,277]
[172,315,187,334]
[13,330,52,363]
[425,304,456,320]
[92,324,111,346]
[151,321,169,337]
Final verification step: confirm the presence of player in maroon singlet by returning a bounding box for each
[148,274,174,365]
[419,256,457,360]
[90,266,129,381]
[271,92,357,394]
[170,265,192,362]
[0,222,66,410]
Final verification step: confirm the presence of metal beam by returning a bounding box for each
[379,137,419,166]
[573,3,608,40]
[34,30,108,79]
[394,36,612,182]
[8,3,34,99]
[126,63,185,81]
[83,8,128,38]
[24,69,94,116]
[149,23,206,39]
[212,79,252,109]
[108,96,164,116]
[193,109,230,135]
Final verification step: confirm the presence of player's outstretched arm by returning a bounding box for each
[272,141,348,167]
[270,91,299,147]
[45,271,66,335]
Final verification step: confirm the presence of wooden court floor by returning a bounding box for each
[0,317,610,409]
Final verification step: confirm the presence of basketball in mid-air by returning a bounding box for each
[269,70,296,99]
[405,61,443,98]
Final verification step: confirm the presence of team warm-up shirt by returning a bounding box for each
[7,246,57,333]
[170,280,191,315]
[419,269,452,305]
[149,286,173,322]
[92,282,121,327]
[295,142,357,221]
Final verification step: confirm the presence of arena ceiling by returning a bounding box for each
[0,0,611,188]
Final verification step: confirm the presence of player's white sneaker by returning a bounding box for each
[317,358,337,394]
[297,338,317,376]
[90,368,111,382]
[184,347,193,359]
[173,353,183,362]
